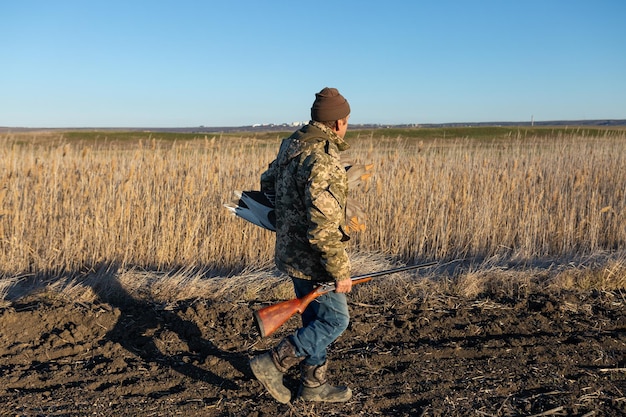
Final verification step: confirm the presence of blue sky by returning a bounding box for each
[2,1,625,127]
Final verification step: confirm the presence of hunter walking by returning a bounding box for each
[250,87,354,403]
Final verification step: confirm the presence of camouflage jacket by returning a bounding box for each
[260,121,351,282]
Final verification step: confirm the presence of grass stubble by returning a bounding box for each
[0,128,624,306]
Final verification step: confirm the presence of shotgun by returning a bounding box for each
[253,261,437,337]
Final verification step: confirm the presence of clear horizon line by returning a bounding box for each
[2,118,625,131]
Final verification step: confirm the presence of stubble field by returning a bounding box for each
[0,127,624,416]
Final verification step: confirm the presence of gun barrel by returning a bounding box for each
[319,261,438,293]
[353,261,438,279]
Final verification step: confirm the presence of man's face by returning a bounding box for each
[337,116,349,138]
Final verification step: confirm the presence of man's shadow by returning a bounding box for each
[86,263,249,392]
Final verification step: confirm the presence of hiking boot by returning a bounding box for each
[298,362,352,402]
[250,338,302,403]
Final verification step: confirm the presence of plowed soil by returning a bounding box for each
[1,287,625,416]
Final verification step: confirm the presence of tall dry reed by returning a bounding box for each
[354,132,626,263]
[0,130,624,280]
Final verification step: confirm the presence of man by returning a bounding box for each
[250,87,353,403]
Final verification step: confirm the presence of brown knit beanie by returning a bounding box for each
[310,87,351,122]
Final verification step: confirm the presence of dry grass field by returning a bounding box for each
[0,127,625,416]
[0,127,625,300]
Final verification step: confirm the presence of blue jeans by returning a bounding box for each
[289,278,350,366]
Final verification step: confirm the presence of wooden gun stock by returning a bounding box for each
[253,261,437,337]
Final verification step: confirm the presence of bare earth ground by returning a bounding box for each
[0,287,625,416]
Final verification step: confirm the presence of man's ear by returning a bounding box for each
[331,120,340,132]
